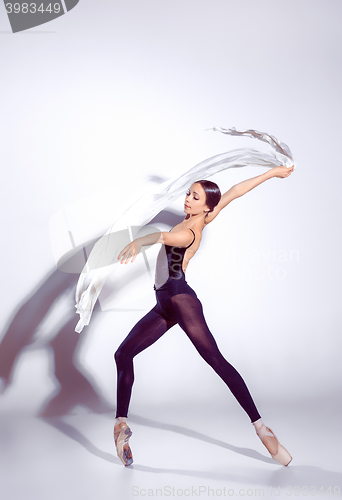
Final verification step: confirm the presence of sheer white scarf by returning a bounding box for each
[74,127,295,333]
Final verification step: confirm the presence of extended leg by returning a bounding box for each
[114,305,176,418]
[170,293,261,422]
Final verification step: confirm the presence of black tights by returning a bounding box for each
[114,278,261,423]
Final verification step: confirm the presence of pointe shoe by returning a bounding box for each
[256,425,292,466]
[114,422,133,466]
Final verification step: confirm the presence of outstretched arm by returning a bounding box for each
[117,229,194,264]
[205,165,295,224]
[228,165,294,201]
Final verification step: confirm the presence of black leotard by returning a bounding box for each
[114,226,261,423]
[154,227,195,291]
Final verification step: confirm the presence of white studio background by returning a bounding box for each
[0,0,341,484]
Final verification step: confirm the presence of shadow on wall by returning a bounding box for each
[0,209,183,418]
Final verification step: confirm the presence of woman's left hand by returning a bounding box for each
[272,165,295,178]
[117,239,142,264]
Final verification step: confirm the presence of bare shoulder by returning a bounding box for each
[170,224,202,253]
[166,227,195,248]
[169,223,185,233]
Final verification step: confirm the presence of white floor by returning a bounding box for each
[1,396,341,500]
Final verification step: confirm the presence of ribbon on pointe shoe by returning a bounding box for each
[114,422,133,467]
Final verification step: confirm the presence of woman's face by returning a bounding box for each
[184,182,209,216]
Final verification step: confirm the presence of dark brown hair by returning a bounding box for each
[195,179,221,213]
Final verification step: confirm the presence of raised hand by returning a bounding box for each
[272,165,295,178]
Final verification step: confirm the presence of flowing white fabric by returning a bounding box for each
[74,127,295,333]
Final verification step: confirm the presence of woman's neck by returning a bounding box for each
[182,212,207,231]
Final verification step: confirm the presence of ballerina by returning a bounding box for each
[114,166,294,467]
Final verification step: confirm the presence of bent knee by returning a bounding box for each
[114,347,126,366]
[114,345,134,366]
